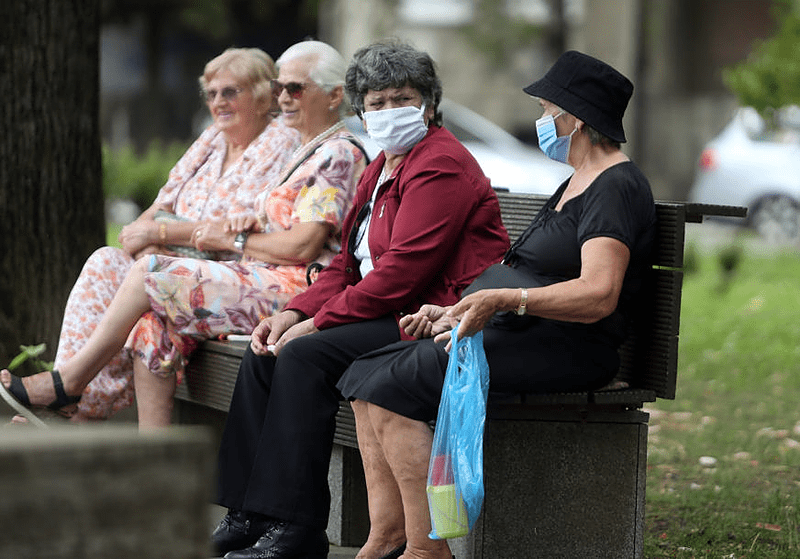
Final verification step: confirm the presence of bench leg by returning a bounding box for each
[455,412,648,559]
[327,444,370,547]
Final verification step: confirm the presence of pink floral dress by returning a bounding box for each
[56,117,300,419]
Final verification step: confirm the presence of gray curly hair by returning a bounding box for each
[345,40,443,126]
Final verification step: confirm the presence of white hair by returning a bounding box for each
[277,41,346,92]
[276,40,350,117]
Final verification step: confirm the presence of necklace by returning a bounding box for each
[291,120,345,161]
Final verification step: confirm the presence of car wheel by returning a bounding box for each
[750,194,800,244]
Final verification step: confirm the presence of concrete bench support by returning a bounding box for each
[327,408,649,559]
[328,445,370,546]
[0,426,214,559]
[450,408,648,559]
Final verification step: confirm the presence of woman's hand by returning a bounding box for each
[269,318,318,355]
[119,218,158,256]
[250,310,304,355]
[399,304,454,339]
[225,215,258,234]
[433,289,516,347]
[191,220,232,252]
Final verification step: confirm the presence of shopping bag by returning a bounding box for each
[426,327,490,539]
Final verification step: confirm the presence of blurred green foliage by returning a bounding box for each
[723,1,800,115]
[102,141,187,210]
[460,0,545,66]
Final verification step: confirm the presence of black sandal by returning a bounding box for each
[44,370,81,410]
[0,370,81,426]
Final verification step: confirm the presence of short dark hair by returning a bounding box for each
[586,124,621,149]
[345,40,443,126]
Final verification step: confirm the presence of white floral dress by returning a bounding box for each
[56,118,300,419]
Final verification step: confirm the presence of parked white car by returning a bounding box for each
[345,99,572,195]
[689,106,800,243]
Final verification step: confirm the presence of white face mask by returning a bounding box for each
[363,104,428,155]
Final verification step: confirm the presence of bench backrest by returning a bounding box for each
[494,191,686,400]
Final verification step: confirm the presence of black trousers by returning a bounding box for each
[215,317,401,530]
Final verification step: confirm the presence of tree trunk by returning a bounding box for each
[0,0,103,369]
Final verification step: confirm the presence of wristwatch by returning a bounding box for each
[233,232,249,252]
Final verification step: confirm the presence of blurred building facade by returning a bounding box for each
[319,0,777,200]
[100,0,777,200]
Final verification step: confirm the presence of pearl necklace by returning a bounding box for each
[291,120,346,161]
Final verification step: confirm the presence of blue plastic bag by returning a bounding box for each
[426,327,490,539]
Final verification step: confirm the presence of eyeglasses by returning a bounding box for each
[271,80,307,100]
[202,86,243,104]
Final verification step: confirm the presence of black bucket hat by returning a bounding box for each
[523,50,633,143]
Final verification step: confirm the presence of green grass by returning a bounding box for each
[106,222,123,248]
[645,242,800,558]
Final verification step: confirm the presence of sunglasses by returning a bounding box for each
[202,86,244,104]
[271,80,308,100]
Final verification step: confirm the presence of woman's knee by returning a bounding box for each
[88,246,132,269]
[275,333,335,380]
[238,345,277,386]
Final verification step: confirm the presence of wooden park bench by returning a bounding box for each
[174,190,746,558]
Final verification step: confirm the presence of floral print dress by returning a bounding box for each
[130,128,365,384]
[56,117,300,419]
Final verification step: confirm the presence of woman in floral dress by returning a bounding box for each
[1,41,365,427]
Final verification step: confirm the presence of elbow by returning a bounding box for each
[578,289,619,324]
[285,240,325,265]
[283,224,330,264]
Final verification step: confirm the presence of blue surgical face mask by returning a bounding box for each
[535,111,576,164]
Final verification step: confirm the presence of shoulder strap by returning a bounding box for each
[344,137,371,165]
[278,145,320,187]
[278,135,371,187]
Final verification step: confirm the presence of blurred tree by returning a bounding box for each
[0,0,104,369]
[723,0,800,115]
[460,0,557,67]
[100,0,322,148]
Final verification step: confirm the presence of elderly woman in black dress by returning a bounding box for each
[336,51,657,559]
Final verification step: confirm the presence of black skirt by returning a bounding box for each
[336,318,620,423]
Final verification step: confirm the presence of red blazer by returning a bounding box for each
[287,125,509,339]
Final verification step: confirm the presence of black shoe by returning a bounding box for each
[211,509,271,556]
[223,518,328,559]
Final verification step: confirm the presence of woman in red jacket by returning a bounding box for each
[212,40,509,559]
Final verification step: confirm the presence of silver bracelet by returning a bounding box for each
[516,288,528,316]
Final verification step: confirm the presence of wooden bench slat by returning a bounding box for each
[179,342,246,412]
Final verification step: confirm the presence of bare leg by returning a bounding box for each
[133,358,175,429]
[368,403,452,559]
[0,258,153,406]
[351,400,407,558]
